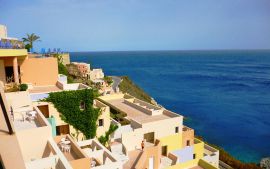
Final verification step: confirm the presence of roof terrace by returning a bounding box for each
[28,85,62,94]
[99,94,181,125]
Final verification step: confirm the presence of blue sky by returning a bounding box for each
[0,0,270,51]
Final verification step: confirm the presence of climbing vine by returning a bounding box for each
[46,89,100,139]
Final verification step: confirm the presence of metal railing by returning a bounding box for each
[0,39,25,49]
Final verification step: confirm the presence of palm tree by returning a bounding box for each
[22,33,41,50]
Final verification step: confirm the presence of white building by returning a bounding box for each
[0,24,18,40]
[89,69,104,81]
[0,25,7,39]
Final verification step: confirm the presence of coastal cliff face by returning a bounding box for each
[118,76,158,106]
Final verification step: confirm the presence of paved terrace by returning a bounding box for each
[106,98,176,124]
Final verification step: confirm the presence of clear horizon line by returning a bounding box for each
[69,48,270,53]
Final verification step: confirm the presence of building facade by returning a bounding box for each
[99,93,220,169]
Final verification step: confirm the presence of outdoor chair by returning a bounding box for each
[63,144,71,153]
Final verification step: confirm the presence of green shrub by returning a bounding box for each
[119,76,152,103]
[58,62,68,76]
[46,89,100,139]
[19,84,28,91]
[109,108,130,125]
[104,76,113,85]
[25,44,32,52]
[98,124,118,146]
[5,83,19,92]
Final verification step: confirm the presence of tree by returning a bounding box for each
[24,44,32,52]
[22,33,41,50]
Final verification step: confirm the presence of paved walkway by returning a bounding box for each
[111,76,122,92]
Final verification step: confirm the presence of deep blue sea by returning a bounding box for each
[70,50,270,163]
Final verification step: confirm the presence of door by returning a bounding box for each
[56,125,70,135]
[148,157,154,169]
[37,105,49,118]
[162,146,167,156]
[5,66,13,82]
[4,66,21,83]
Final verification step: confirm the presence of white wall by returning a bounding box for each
[203,145,219,167]
[25,155,58,169]
[0,25,7,38]
[122,117,183,152]
[15,126,52,162]
[57,80,89,91]
[111,124,133,140]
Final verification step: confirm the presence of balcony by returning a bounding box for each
[0,49,27,57]
[77,139,122,169]
[54,135,91,169]
[0,39,27,57]
[203,144,219,167]
[12,106,50,131]
[183,125,193,132]
[204,144,218,156]
[25,139,72,169]
[0,39,25,49]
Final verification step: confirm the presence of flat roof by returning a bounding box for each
[105,98,172,124]
[28,85,62,94]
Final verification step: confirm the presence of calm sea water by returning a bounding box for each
[70,50,270,163]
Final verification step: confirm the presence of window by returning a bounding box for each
[175,127,179,133]
[98,119,104,127]
[187,140,190,146]
[80,101,85,110]
[193,154,196,159]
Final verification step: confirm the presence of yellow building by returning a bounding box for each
[99,93,220,169]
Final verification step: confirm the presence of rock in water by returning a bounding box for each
[260,157,270,169]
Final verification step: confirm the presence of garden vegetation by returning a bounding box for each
[119,76,152,103]
[98,124,118,147]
